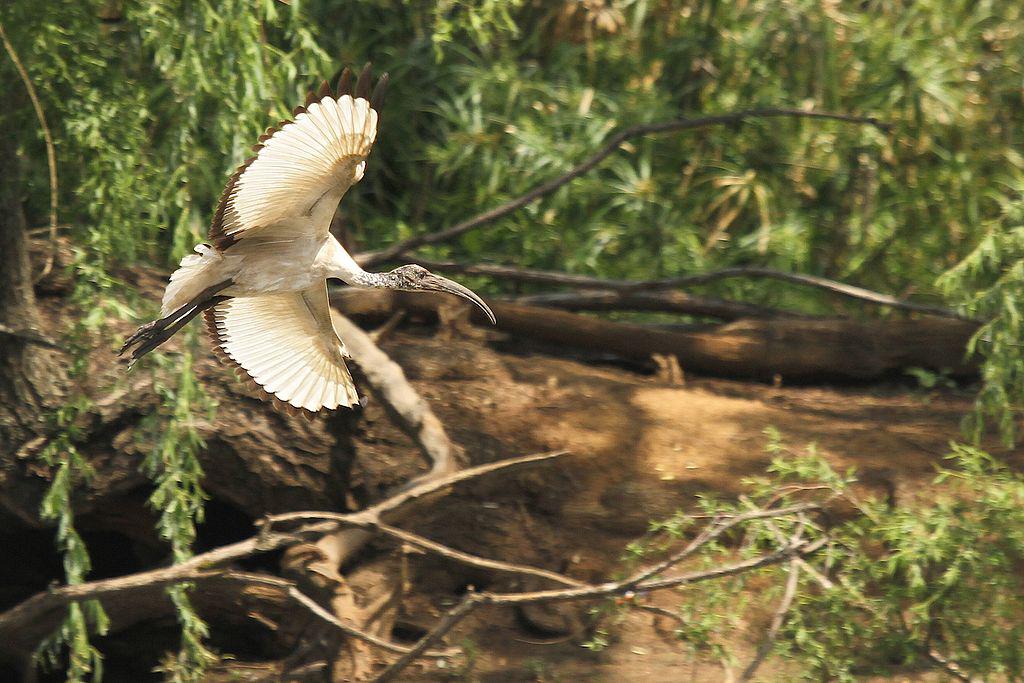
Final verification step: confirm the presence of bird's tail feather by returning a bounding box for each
[161,243,224,317]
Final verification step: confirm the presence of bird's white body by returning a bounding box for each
[160,229,360,316]
[138,72,388,413]
[124,66,492,414]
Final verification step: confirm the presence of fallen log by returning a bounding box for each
[330,290,979,381]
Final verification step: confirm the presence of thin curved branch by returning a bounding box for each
[643,266,968,319]
[373,536,828,682]
[267,450,570,527]
[739,559,801,681]
[513,290,795,320]
[374,521,583,588]
[0,20,59,282]
[357,109,889,267]
[333,311,456,480]
[0,450,570,655]
[408,257,967,320]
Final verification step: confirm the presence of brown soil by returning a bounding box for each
[343,326,1006,681]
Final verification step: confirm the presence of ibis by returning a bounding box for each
[119,64,495,412]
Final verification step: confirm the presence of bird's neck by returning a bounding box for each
[345,269,395,289]
[322,238,399,289]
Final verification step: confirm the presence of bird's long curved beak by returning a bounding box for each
[424,274,496,325]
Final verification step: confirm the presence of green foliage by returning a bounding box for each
[4,0,1024,679]
[618,434,1024,680]
[145,344,214,562]
[7,0,1017,304]
[29,271,126,680]
[939,210,1024,444]
[1,2,332,677]
[142,337,218,678]
[34,399,109,682]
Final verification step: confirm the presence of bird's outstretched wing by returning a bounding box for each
[209,64,388,250]
[204,283,359,413]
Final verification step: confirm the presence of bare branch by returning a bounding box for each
[333,311,456,480]
[0,323,62,350]
[0,532,305,646]
[739,559,801,681]
[512,290,796,320]
[280,580,455,658]
[267,450,571,527]
[407,257,965,321]
[373,521,583,588]
[0,20,59,282]
[923,648,974,682]
[0,565,457,659]
[357,109,889,267]
[216,572,457,658]
[372,595,479,682]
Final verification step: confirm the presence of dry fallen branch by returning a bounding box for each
[373,533,829,681]
[358,108,889,268]
[334,311,456,481]
[267,449,570,528]
[739,558,802,682]
[0,450,571,660]
[512,289,795,320]
[407,257,966,321]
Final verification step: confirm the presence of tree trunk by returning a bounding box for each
[0,137,64,451]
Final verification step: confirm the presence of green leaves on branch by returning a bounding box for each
[616,433,1024,680]
[34,397,109,682]
[143,338,218,679]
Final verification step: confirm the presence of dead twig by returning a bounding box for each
[373,521,583,588]
[513,289,795,320]
[373,535,829,681]
[267,450,570,527]
[923,647,974,682]
[739,559,801,681]
[234,572,458,658]
[0,450,570,654]
[407,258,966,321]
[358,109,889,268]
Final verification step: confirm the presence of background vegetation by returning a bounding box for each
[2,0,1024,680]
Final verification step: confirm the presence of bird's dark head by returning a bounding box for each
[389,264,496,324]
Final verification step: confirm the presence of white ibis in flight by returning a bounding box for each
[120,64,495,412]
